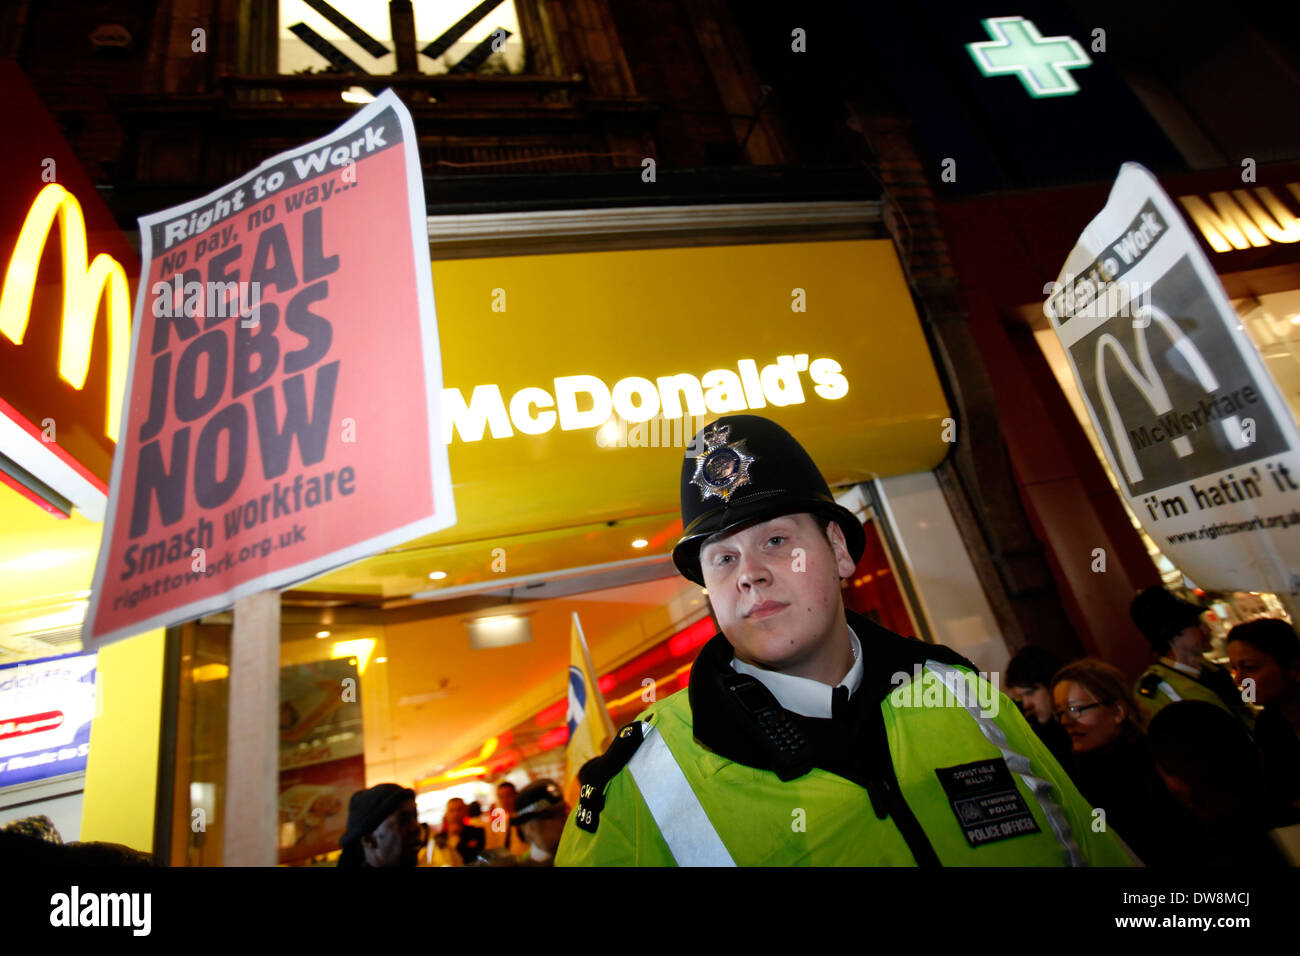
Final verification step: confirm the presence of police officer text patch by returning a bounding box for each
[934,758,1040,848]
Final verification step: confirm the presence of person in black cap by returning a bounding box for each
[554,415,1136,866]
[337,783,421,867]
[511,778,569,865]
[1129,586,1254,730]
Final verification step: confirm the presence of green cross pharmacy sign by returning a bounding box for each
[966,16,1091,97]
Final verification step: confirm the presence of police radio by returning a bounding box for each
[721,674,813,781]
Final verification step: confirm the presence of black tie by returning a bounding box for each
[832,684,851,722]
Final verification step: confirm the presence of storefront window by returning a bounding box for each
[1235,290,1300,423]
[171,613,389,866]
[172,622,230,866]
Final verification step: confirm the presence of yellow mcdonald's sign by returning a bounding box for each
[0,183,130,442]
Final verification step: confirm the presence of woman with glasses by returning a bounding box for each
[1050,659,1192,866]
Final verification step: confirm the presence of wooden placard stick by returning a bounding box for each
[221,589,281,866]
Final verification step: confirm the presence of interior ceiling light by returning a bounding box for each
[466,614,531,650]
[316,630,330,638]
[428,570,447,580]
[631,538,648,548]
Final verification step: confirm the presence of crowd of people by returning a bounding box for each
[1005,586,1300,867]
[342,583,1299,868]
[338,778,571,867]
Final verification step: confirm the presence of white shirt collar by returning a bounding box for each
[1160,656,1202,678]
[729,626,863,719]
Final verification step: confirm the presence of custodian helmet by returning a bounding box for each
[671,415,866,585]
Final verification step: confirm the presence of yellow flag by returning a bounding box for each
[563,612,615,806]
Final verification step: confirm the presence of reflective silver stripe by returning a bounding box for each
[1158,680,1182,702]
[627,721,736,867]
[1113,829,1146,866]
[923,661,1086,867]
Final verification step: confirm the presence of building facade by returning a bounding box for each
[2,0,1297,862]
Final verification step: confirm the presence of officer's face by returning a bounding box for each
[701,513,857,683]
[1169,623,1212,657]
[520,807,568,857]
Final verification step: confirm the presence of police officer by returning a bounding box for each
[512,778,570,865]
[555,415,1135,866]
[1129,586,1256,730]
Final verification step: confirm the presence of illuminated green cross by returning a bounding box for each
[966,16,1091,97]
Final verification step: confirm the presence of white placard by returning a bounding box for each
[1046,163,1300,594]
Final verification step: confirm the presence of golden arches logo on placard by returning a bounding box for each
[0,183,130,442]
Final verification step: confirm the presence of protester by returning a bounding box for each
[437,796,486,865]
[1051,659,1191,865]
[512,779,569,866]
[1226,617,1300,809]
[1,814,61,844]
[337,783,422,868]
[427,823,460,867]
[0,815,153,865]
[1146,700,1299,866]
[496,781,517,820]
[415,821,436,866]
[1128,586,1255,729]
[1006,645,1074,768]
[484,780,528,857]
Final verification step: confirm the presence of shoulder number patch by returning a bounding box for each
[575,721,647,833]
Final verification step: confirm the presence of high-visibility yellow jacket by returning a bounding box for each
[556,613,1136,867]
[1134,659,1256,731]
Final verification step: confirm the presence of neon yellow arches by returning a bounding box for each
[0,183,130,442]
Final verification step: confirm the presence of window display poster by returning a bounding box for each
[0,651,97,788]
[278,658,364,863]
[278,754,366,865]
[279,658,362,771]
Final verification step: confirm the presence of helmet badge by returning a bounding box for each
[689,422,757,503]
